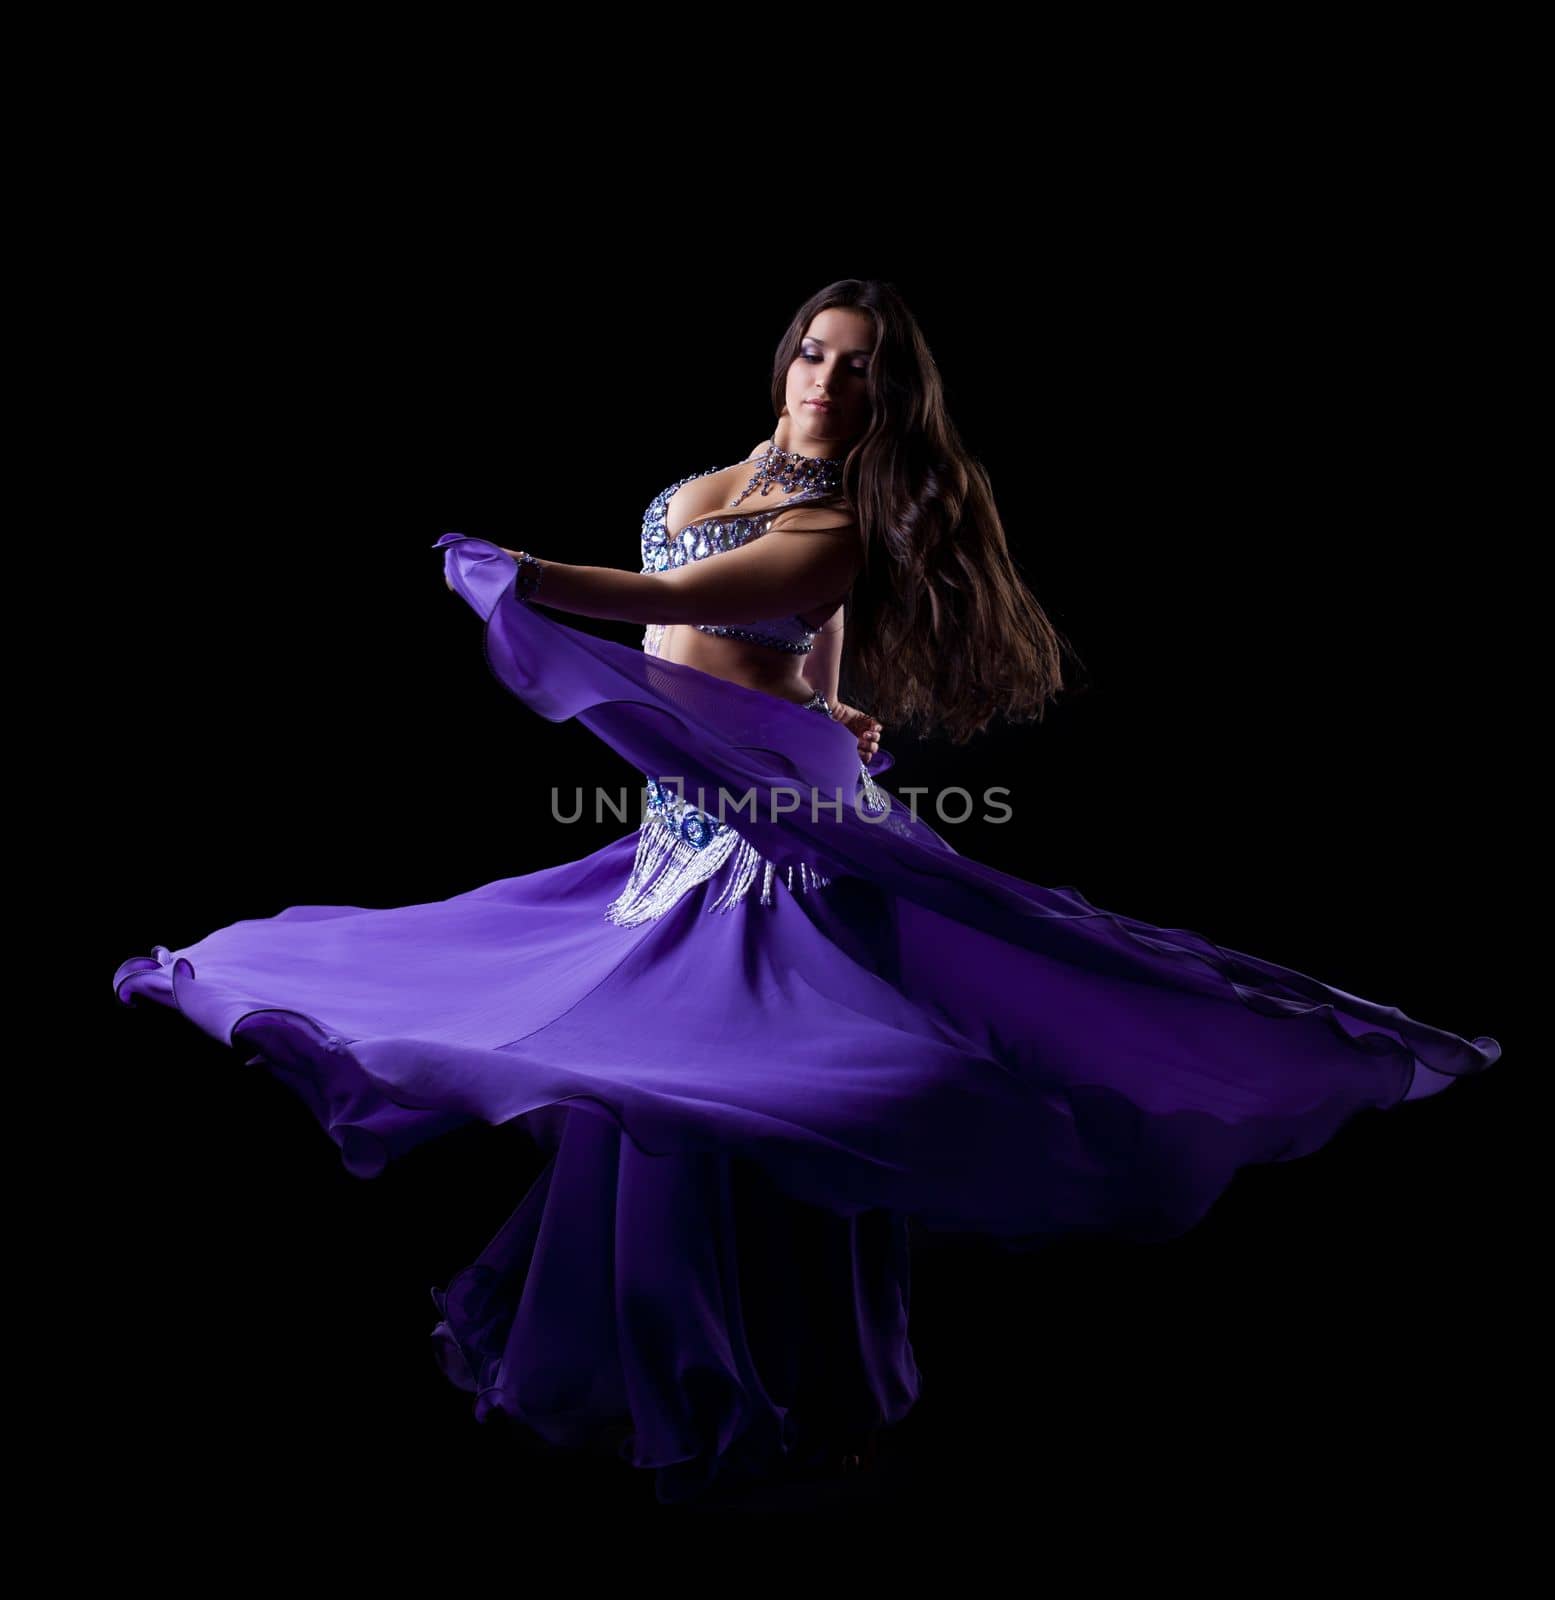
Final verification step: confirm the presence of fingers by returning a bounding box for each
[831,701,882,758]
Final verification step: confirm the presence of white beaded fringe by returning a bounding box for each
[604,807,838,927]
[603,754,904,927]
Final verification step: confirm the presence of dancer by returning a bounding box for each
[113,277,1501,1504]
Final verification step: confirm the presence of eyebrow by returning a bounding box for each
[801,335,872,357]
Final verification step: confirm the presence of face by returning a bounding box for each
[783,306,874,451]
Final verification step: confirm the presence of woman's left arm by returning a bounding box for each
[799,610,844,704]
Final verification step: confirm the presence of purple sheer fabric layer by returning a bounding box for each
[112,532,1501,1499]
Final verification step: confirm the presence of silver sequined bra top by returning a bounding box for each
[638,459,846,656]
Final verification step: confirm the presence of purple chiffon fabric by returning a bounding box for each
[113,532,1502,1501]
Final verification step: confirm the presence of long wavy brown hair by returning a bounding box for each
[769,279,1084,745]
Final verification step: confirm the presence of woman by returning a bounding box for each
[113,278,1502,1505]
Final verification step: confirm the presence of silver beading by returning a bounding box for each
[512,551,544,601]
[604,690,896,926]
[729,437,845,509]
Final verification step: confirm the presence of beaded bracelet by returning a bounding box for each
[511,550,544,602]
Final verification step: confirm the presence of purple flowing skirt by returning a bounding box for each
[113,533,1502,1501]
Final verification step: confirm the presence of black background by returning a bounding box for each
[94,172,1520,1526]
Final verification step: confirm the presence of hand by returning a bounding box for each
[830,699,883,762]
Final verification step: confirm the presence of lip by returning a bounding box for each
[804,399,834,411]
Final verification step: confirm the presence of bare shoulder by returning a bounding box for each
[766,505,856,533]
[767,506,863,594]
[768,504,861,556]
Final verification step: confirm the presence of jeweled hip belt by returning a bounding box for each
[603,691,892,926]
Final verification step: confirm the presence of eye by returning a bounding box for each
[800,349,869,374]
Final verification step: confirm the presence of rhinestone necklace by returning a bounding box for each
[729,436,846,509]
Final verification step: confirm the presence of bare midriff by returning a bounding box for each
[653,624,830,706]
